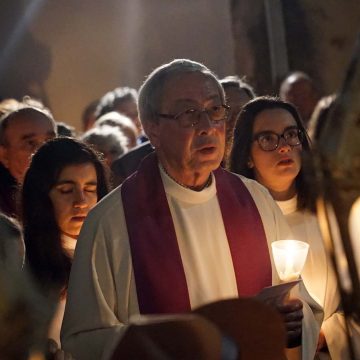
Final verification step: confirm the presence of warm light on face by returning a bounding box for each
[271,240,309,282]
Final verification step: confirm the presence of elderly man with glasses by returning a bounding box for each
[62,59,319,360]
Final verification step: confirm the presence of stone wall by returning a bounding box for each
[231,0,360,97]
[2,1,359,128]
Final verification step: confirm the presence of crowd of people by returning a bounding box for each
[0,59,357,359]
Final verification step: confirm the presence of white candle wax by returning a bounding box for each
[272,240,309,282]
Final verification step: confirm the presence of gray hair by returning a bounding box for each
[95,87,138,119]
[81,125,128,161]
[0,105,56,146]
[95,111,136,132]
[94,111,137,148]
[220,75,256,99]
[138,59,225,128]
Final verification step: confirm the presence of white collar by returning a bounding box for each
[159,163,217,204]
[276,195,298,215]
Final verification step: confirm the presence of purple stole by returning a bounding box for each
[121,153,271,314]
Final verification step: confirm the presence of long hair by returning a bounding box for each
[229,96,314,212]
[22,137,109,294]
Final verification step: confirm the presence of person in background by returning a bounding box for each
[0,212,24,271]
[110,140,154,186]
[57,121,76,137]
[229,96,354,359]
[0,98,20,117]
[0,211,59,359]
[307,95,337,143]
[81,125,128,167]
[95,87,143,138]
[94,111,137,149]
[21,137,109,347]
[0,100,56,217]
[81,99,99,132]
[279,71,320,128]
[62,59,319,360]
[220,76,256,164]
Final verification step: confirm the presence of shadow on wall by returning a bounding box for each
[0,2,51,105]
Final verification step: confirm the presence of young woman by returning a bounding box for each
[21,137,109,346]
[229,96,349,359]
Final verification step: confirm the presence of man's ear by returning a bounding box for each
[143,120,161,148]
[0,145,9,168]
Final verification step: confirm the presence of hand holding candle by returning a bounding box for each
[271,240,309,282]
[271,240,309,351]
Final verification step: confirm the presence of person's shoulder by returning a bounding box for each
[229,173,291,238]
[87,185,124,222]
[77,184,127,248]
[230,172,272,198]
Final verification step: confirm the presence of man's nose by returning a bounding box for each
[197,111,216,130]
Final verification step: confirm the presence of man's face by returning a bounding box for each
[0,113,56,182]
[149,72,225,184]
[115,99,141,134]
[282,79,318,124]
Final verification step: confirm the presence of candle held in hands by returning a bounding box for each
[271,240,309,282]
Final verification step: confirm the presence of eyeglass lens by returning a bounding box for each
[176,105,228,127]
[257,128,302,151]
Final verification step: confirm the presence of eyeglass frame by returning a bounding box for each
[155,104,230,128]
[252,126,304,152]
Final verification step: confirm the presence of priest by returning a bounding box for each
[61,59,320,360]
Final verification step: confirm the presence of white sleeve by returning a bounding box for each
[322,312,360,360]
[240,175,322,359]
[240,175,292,283]
[61,189,138,360]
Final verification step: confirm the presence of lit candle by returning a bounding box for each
[271,240,309,282]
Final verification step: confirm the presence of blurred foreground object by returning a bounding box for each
[311,33,360,358]
[0,267,55,359]
[0,213,53,359]
[111,298,286,360]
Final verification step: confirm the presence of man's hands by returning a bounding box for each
[275,298,303,348]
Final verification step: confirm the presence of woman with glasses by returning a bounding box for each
[229,96,348,359]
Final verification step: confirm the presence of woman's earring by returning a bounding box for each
[247,159,254,168]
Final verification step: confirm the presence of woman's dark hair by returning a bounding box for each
[229,96,315,212]
[22,137,109,295]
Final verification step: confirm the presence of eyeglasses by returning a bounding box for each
[253,127,303,151]
[156,104,230,128]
